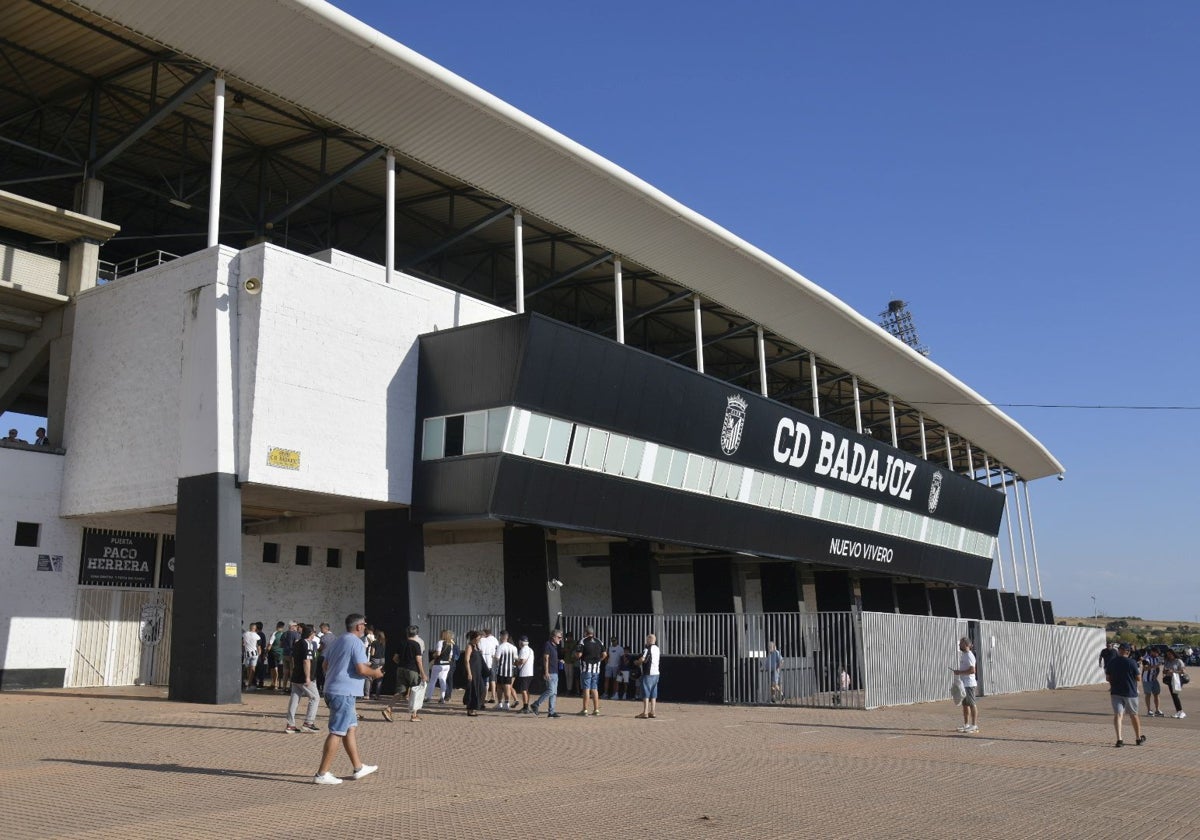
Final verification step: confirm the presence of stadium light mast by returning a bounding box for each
[878,300,930,356]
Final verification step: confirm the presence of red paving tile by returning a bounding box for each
[0,683,1196,838]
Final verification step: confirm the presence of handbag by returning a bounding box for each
[1170,672,1181,693]
[950,677,964,705]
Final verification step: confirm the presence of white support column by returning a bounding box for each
[693,294,704,374]
[965,443,975,478]
[851,375,863,434]
[808,353,820,417]
[514,211,525,314]
[887,396,898,447]
[1023,480,1045,598]
[756,326,768,397]
[1012,475,1033,596]
[1001,471,1021,594]
[613,258,624,344]
[918,413,928,460]
[983,456,1006,591]
[385,150,395,284]
[944,431,954,470]
[207,75,226,248]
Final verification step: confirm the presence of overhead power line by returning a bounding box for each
[920,402,1200,411]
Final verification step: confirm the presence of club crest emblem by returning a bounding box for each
[928,471,943,514]
[720,394,748,456]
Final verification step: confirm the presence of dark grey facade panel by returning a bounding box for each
[415,314,999,587]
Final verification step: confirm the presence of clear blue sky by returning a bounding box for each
[6,2,1196,621]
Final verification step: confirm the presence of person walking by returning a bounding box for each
[285,624,321,733]
[383,625,427,722]
[1141,647,1164,717]
[1105,642,1145,747]
[765,640,783,703]
[530,629,563,718]
[313,614,384,785]
[514,635,534,712]
[635,633,660,719]
[1162,649,1188,719]
[367,629,387,700]
[950,637,979,733]
[425,630,456,704]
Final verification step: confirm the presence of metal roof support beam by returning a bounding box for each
[982,455,1007,591]
[613,259,624,343]
[668,320,755,362]
[851,375,862,434]
[399,204,512,271]
[613,289,694,333]
[1023,481,1044,598]
[756,327,767,397]
[265,144,385,227]
[1001,466,1021,594]
[90,67,215,173]
[1011,475,1033,596]
[524,250,612,301]
[514,211,525,313]
[207,75,224,247]
[692,295,704,374]
[385,150,395,284]
[918,413,928,460]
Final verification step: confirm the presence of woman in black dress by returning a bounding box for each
[463,630,486,716]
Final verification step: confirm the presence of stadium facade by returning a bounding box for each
[0,0,1063,701]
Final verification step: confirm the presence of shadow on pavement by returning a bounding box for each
[42,758,311,784]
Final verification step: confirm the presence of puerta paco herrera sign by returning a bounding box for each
[79,531,158,587]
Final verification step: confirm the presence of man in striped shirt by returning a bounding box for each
[576,626,608,716]
[493,631,519,710]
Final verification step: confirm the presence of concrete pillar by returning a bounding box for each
[693,558,737,613]
[609,540,660,614]
[363,509,425,651]
[503,525,561,649]
[760,562,802,612]
[168,472,243,704]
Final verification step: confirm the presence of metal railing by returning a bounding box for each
[426,614,506,650]
[97,250,179,284]
[564,612,865,709]
[561,611,1106,710]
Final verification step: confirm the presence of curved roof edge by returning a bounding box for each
[70,0,1063,480]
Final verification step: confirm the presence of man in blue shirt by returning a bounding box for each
[1105,642,1144,748]
[313,613,384,784]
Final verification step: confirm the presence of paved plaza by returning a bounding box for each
[1,681,1197,839]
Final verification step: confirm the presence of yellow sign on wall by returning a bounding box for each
[266,447,301,470]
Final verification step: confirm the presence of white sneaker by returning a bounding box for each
[352,764,378,780]
[1176,712,1187,719]
[965,724,979,733]
[955,724,969,732]
[313,772,342,785]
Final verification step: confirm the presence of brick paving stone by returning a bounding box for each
[0,683,1196,839]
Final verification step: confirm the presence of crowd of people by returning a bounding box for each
[242,617,664,784]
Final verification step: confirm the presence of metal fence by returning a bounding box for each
[561,611,1105,710]
[426,614,506,650]
[565,612,864,709]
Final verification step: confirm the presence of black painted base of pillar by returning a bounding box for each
[0,668,65,690]
[169,472,243,704]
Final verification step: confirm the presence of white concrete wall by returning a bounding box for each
[558,556,612,616]
[424,542,504,615]
[61,247,234,515]
[660,565,697,613]
[239,533,365,630]
[61,243,509,517]
[0,449,83,673]
[239,245,508,504]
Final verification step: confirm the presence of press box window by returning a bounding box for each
[295,545,311,566]
[262,542,280,563]
[326,548,341,568]
[14,521,40,547]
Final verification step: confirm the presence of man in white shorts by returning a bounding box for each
[604,637,625,700]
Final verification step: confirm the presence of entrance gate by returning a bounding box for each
[68,588,174,687]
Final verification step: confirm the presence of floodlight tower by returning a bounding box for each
[878,300,930,356]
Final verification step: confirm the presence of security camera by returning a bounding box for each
[1057,474,1064,482]
[547,578,564,592]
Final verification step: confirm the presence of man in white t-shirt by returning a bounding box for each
[241,623,261,690]
[950,636,978,733]
[604,638,625,700]
[514,635,535,712]
[477,628,500,704]
[635,633,661,719]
